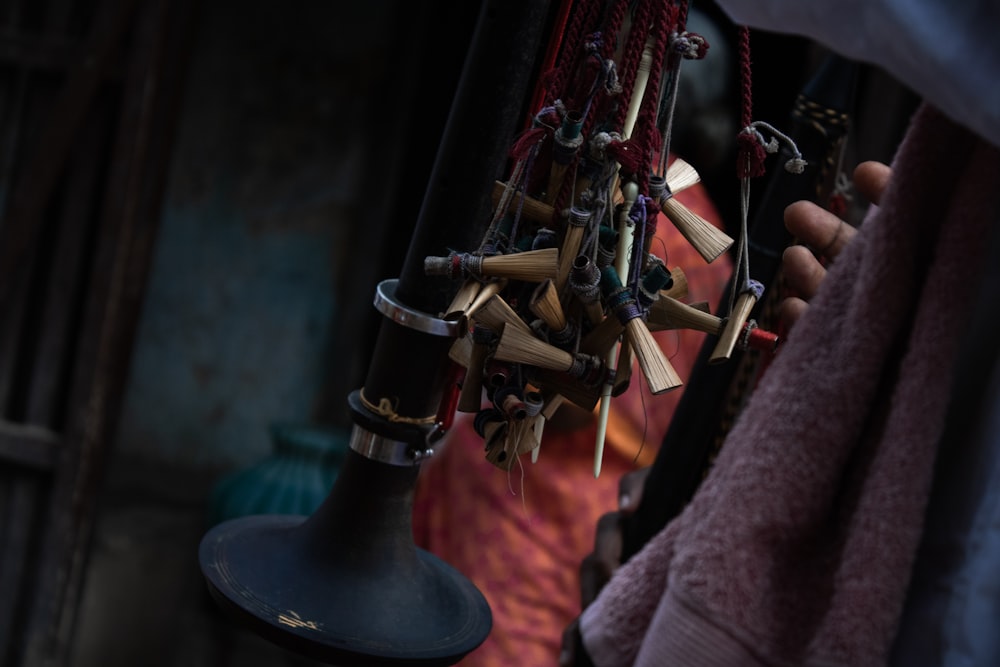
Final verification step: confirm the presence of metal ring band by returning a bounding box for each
[373,278,463,337]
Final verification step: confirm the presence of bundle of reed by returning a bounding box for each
[658,158,735,263]
[711,280,763,363]
[602,267,682,395]
[494,323,578,374]
[425,248,559,284]
[529,279,568,332]
[456,326,496,412]
[490,180,554,226]
[647,296,721,334]
[472,295,533,336]
[555,207,592,293]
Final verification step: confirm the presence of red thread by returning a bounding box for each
[509,127,547,160]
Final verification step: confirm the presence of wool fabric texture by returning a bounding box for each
[580,104,1000,666]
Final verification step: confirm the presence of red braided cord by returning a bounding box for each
[601,0,630,60]
[736,25,766,178]
[545,0,604,105]
[738,25,753,130]
[630,0,676,191]
[528,0,575,121]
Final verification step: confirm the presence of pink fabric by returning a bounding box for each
[580,105,1000,666]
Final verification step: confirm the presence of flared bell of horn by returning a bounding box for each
[200,421,491,666]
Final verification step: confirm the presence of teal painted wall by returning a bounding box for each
[115,1,389,470]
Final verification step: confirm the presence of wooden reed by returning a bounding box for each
[662,266,688,300]
[647,296,721,334]
[480,247,558,283]
[514,418,539,455]
[466,279,505,318]
[494,324,575,373]
[457,337,488,412]
[529,279,567,331]
[445,279,481,319]
[491,180,554,226]
[537,370,601,412]
[613,339,634,395]
[580,314,624,356]
[483,421,516,471]
[624,318,682,394]
[530,414,545,463]
[449,334,474,367]
[544,161,570,205]
[473,295,532,335]
[556,224,585,293]
[710,290,758,364]
[540,392,567,420]
[661,197,734,264]
[665,157,701,194]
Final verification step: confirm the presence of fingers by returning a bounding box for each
[782,244,829,301]
[580,512,623,606]
[853,161,892,206]
[784,200,855,260]
[617,466,651,513]
[559,619,580,666]
[779,296,809,328]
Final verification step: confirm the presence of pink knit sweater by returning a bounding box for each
[580,105,1000,666]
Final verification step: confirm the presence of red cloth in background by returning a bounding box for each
[413,179,732,667]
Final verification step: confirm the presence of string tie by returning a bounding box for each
[738,121,807,177]
[671,31,709,59]
[359,388,436,425]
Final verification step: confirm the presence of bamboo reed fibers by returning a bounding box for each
[662,266,688,300]
[664,157,701,194]
[647,296,722,334]
[449,334,474,367]
[466,279,506,318]
[556,208,591,293]
[711,281,763,364]
[529,279,567,332]
[425,248,559,283]
[580,314,624,356]
[660,197,734,264]
[445,279,481,319]
[473,295,533,336]
[494,324,576,373]
[491,180,554,226]
[457,328,494,412]
[624,317,681,394]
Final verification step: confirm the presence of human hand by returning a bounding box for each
[559,467,651,666]
[780,161,891,327]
